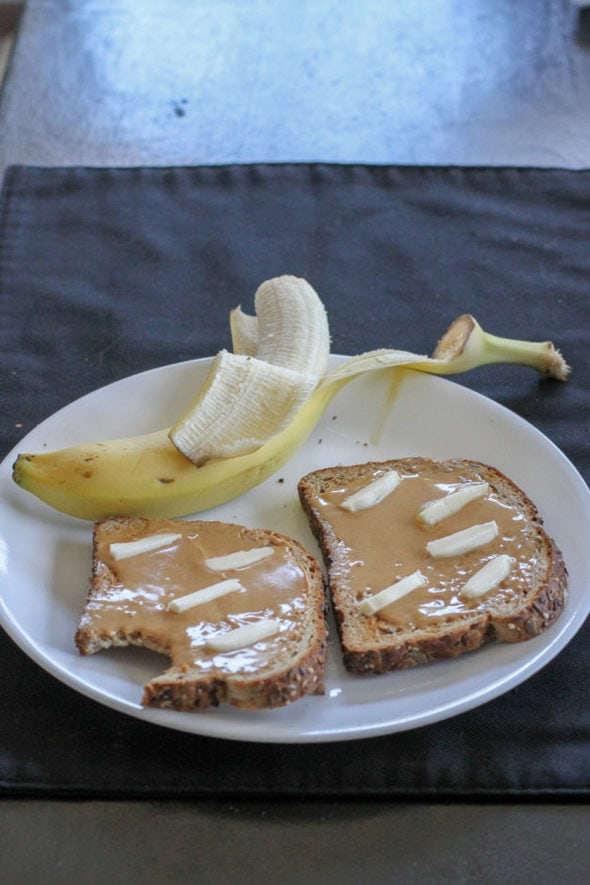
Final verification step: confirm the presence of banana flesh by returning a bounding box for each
[340,470,401,512]
[229,307,258,356]
[170,275,330,465]
[253,275,330,374]
[426,521,499,558]
[205,546,275,571]
[417,482,489,526]
[169,350,319,465]
[359,570,427,616]
[168,579,244,613]
[230,275,331,371]
[110,532,182,560]
[460,554,514,600]
[204,619,280,653]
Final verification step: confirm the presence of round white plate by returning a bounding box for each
[0,357,588,743]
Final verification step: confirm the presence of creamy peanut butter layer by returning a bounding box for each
[81,520,311,674]
[312,466,539,630]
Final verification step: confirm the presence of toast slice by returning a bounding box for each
[297,457,567,674]
[76,516,328,710]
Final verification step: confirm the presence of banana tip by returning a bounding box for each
[12,454,34,486]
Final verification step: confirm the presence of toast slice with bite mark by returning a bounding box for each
[76,516,328,710]
[297,457,567,675]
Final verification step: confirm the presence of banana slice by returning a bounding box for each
[204,619,280,652]
[359,570,427,616]
[460,554,514,600]
[205,546,274,571]
[418,482,489,526]
[109,532,181,560]
[341,470,401,512]
[168,578,244,613]
[426,521,499,558]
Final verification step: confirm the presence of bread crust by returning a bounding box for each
[76,516,328,710]
[298,457,568,675]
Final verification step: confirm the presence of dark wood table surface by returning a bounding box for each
[1,2,589,882]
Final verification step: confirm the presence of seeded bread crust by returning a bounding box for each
[76,516,328,711]
[297,457,567,675]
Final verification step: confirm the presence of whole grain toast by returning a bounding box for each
[76,516,328,710]
[297,457,567,674]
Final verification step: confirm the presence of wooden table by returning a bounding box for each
[1,2,589,882]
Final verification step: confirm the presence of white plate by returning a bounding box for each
[0,357,588,743]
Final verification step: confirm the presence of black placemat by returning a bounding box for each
[0,163,588,799]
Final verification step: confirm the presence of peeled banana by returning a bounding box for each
[11,276,570,522]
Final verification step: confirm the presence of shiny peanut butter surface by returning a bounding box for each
[84,521,310,673]
[315,467,539,629]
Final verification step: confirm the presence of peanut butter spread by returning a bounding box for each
[314,467,540,630]
[83,521,311,674]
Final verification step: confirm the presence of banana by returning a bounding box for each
[204,619,280,653]
[110,532,182,560]
[169,275,330,464]
[11,281,570,522]
[230,275,331,370]
[168,578,244,613]
[205,546,275,571]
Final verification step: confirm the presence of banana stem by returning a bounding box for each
[430,314,570,380]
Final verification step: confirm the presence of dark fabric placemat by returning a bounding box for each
[0,163,588,799]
